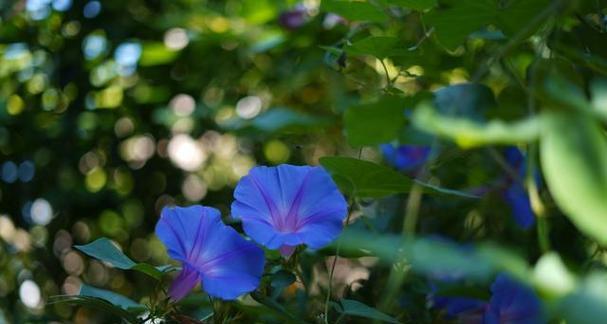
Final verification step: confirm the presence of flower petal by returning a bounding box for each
[504,184,535,229]
[198,223,265,300]
[232,164,347,250]
[381,144,430,171]
[156,205,265,300]
[168,265,199,301]
[155,205,220,263]
[486,274,542,323]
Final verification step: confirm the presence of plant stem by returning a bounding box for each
[324,198,355,324]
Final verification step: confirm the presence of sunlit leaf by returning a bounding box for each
[412,104,543,148]
[540,113,607,245]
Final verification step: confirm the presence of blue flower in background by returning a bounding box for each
[231,164,348,256]
[380,144,430,172]
[502,148,536,229]
[432,274,543,324]
[484,274,543,324]
[504,185,535,229]
[155,205,265,300]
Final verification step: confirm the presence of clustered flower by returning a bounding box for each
[155,156,544,321]
[155,164,348,300]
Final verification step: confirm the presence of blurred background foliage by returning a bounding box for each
[1,0,607,323]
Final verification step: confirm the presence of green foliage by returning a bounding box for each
[320,156,413,197]
[3,0,607,322]
[413,104,543,148]
[425,0,553,50]
[75,238,170,280]
[79,284,144,312]
[321,1,387,23]
[382,0,437,11]
[540,113,607,245]
[344,96,408,146]
[333,299,400,323]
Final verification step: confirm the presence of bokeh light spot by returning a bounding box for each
[236,95,262,119]
[264,140,290,164]
[1,161,18,183]
[169,94,196,117]
[83,1,101,18]
[167,134,207,171]
[164,28,189,50]
[31,198,53,226]
[19,280,41,309]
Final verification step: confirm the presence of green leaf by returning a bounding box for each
[346,36,403,59]
[335,299,400,323]
[224,108,330,133]
[270,270,296,299]
[270,270,296,291]
[425,0,551,50]
[559,272,607,324]
[408,238,493,280]
[250,291,303,323]
[75,238,168,280]
[75,238,135,270]
[336,228,529,281]
[540,113,607,245]
[322,1,387,23]
[434,83,496,118]
[320,156,413,198]
[424,0,494,50]
[495,0,551,37]
[79,284,144,312]
[48,295,140,322]
[382,0,437,11]
[412,104,543,148]
[344,96,408,146]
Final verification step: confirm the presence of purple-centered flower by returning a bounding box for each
[484,274,543,324]
[380,144,431,172]
[155,205,265,300]
[231,164,348,256]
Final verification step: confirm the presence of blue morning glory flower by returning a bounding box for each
[484,274,543,324]
[503,184,535,229]
[380,144,430,172]
[231,164,348,256]
[432,273,543,324]
[503,147,536,229]
[155,205,265,300]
